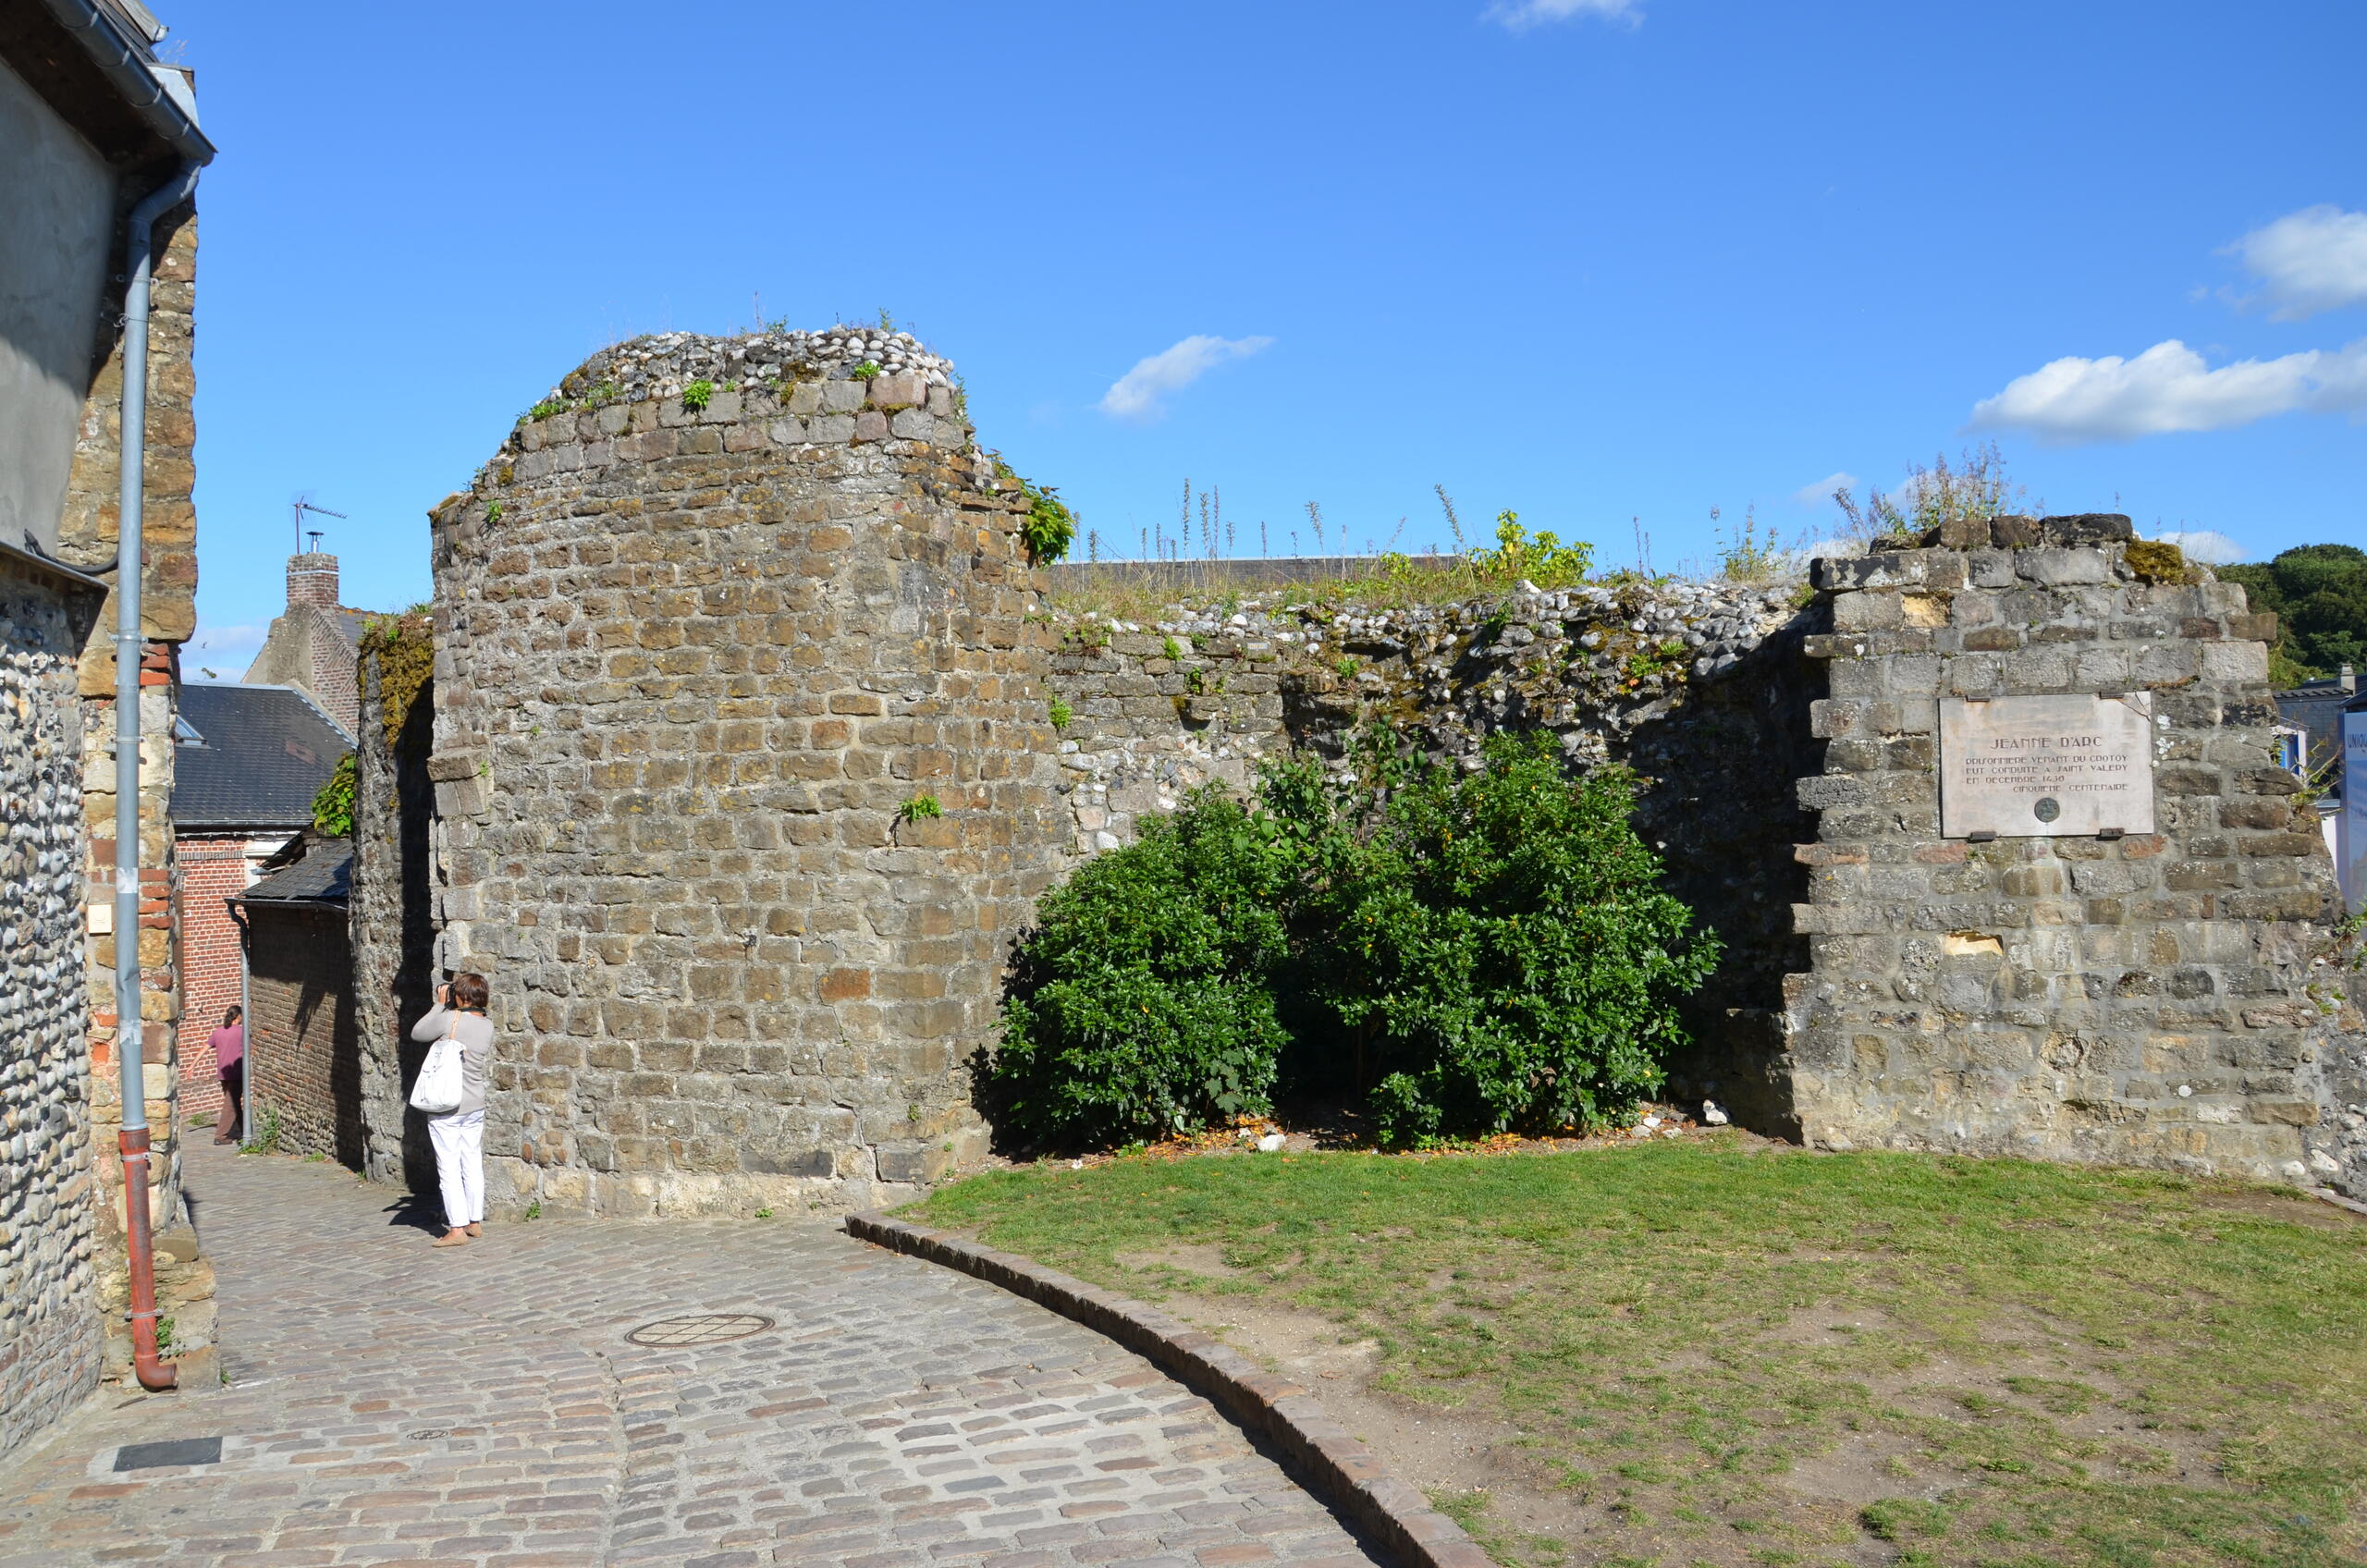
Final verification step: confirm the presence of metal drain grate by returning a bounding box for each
[626,1313,775,1347]
[115,1437,222,1471]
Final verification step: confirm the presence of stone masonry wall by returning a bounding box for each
[420,327,1066,1218]
[53,197,210,1384]
[0,568,103,1460]
[1042,574,1821,1129]
[1786,515,2358,1194]
[350,632,438,1194]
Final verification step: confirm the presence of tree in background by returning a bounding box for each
[2220,545,2367,687]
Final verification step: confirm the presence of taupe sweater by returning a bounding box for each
[411,1005,493,1118]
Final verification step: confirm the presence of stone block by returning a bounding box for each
[2017,549,2108,586]
[2042,513,2135,545]
[2199,640,2268,685]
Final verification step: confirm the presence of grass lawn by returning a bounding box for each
[915,1137,2367,1568]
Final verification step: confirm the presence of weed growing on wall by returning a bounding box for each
[311,753,357,837]
[681,379,715,410]
[1831,441,2034,545]
[988,456,1078,564]
[989,732,1720,1150]
[900,793,942,822]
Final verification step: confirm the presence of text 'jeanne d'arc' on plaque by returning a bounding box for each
[1937,692,2156,839]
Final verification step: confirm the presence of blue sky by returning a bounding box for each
[173,0,2364,679]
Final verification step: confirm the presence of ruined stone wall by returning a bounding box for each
[1785,516,2358,1193]
[421,327,1065,1217]
[350,631,438,1193]
[1042,576,1821,1128]
[0,568,102,1458]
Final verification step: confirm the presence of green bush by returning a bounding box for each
[989,730,1720,1150]
[1295,733,1721,1145]
[993,792,1298,1146]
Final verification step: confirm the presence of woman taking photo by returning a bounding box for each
[411,972,494,1248]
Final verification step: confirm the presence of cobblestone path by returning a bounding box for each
[0,1142,1380,1568]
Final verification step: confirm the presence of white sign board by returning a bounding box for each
[2343,702,2367,914]
[1939,693,2156,839]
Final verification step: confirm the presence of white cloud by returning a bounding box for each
[2150,530,2245,566]
[2229,204,2367,320]
[1098,335,1274,423]
[187,621,266,683]
[1487,0,1640,29]
[1968,337,2367,445]
[1796,537,1865,562]
[1792,471,1858,508]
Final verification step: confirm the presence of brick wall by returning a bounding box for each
[244,900,362,1169]
[175,834,252,1120]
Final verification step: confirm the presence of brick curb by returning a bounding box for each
[844,1212,1492,1568]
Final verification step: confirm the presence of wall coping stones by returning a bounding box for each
[845,1211,1492,1568]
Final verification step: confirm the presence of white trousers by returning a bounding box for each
[429,1109,485,1229]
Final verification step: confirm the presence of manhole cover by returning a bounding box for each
[626,1313,775,1346]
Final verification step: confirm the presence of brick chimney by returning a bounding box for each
[287,552,339,610]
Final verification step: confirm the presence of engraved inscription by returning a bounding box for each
[1940,693,2155,839]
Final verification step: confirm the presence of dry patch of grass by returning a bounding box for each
[916,1139,2367,1568]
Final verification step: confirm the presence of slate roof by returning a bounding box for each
[172,683,354,830]
[239,839,352,906]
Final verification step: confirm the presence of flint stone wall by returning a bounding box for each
[350,634,439,1192]
[1786,515,2358,1192]
[420,327,1065,1218]
[1041,575,1821,1129]
[0,571,101,1458]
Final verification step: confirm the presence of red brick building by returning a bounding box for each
[170,683,350,1123]
[234,835,360,1167]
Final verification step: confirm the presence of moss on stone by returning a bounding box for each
[2123,539,2186,582]
[360,616,434,746]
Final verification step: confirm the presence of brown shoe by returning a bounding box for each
[432,1230,471,1248]
[465,1222,483,1237]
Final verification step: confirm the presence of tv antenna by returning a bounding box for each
[292,497,347,554]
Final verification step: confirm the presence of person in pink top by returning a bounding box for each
[209,1005,244,1145]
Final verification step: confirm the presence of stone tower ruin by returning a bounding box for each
[418,329,1066,1216]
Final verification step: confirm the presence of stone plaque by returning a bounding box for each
[1939,693,2155,839]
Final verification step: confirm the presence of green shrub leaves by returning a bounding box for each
[994,792,1298,1144]
[989,731,1720,1150]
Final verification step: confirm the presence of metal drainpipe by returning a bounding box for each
[115,160,201,1393]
